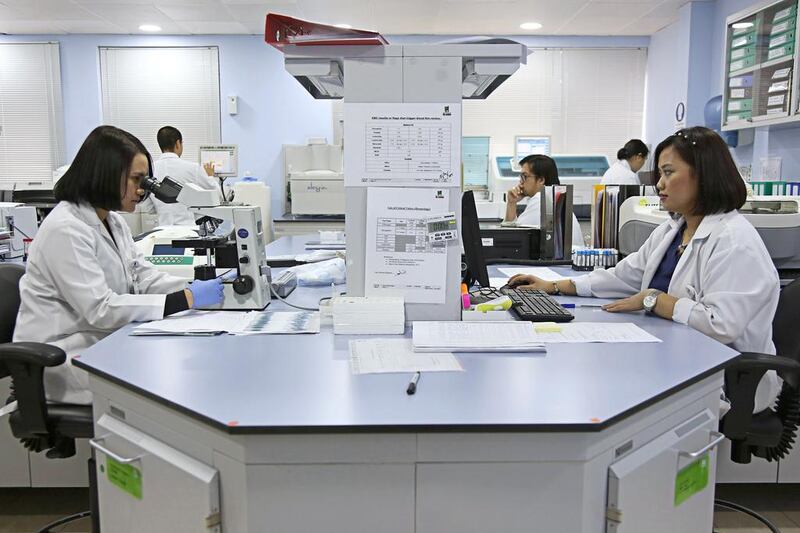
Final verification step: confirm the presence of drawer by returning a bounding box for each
[730,45,756,60]
[731,32,757,48]
[768,42,795,61]
[727,98,753,111]
[770,16,796,35]
[770,30,796,48]
[729,56,757,72]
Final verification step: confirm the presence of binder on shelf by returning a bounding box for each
[591,185,641,250]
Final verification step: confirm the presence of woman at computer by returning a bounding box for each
[600,139,649,185]
[13,125,227,405]
[507,127,780,412]
[504,154,585,248]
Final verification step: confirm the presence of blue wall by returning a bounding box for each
[0,34,334,217]
[644,4,692,145]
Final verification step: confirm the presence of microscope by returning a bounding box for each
[140,176,271,310]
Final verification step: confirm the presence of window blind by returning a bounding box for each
[99,47,221,165]
[463,48,646,164]
[0,42,64,187]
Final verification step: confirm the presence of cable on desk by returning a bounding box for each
[269,283,319,311]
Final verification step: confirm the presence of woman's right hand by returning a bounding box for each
[187,277,225,308]
[507,274,552,292]
[507,184,524,204]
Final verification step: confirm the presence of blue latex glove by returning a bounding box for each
[188,277,225,308]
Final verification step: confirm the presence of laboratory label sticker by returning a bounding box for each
[106,456,143,500]
[426,212,458,242]
[674,455,709,506]
[344,102,461,187]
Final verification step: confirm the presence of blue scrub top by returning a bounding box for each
[649,225,685,293]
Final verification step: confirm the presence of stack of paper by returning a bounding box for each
[332,296,405,334]
[131,310,320,336]
[412,322,545,353]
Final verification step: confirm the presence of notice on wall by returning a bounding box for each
[365,187,450,303]
[344,103,461,187]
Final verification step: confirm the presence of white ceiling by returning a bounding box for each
[0,0,699,36]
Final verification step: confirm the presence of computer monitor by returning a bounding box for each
[515,135,551,159]
[461,190,491,288]
[199,145,238,178]
[462,136,490,191]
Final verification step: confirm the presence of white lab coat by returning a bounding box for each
[573,210,781,412]
[13,201,188,405]
[601,159,639,185]
[139,152,221,226]
[515,194,586,248]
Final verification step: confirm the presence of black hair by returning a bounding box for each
[653,126,746,215]
[157,126,182,152]
[54,125,153,211]
[518,154,560,186]
[617,139,649,161]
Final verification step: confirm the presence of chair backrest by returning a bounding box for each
[773,277,800,362]
[0,263,25,344]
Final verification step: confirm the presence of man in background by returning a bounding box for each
[139,126,221,226]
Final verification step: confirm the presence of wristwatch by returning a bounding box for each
[643,289,663,313]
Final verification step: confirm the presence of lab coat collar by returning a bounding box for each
[620,159,632,171]
[158,152,179,161]
[71,201,104,228]
[693,211,735,240]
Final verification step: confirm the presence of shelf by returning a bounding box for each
[722,112,800,131]
[729,55,794,77]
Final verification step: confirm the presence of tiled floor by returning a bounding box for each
[1,483,799,532]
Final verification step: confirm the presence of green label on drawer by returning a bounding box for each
[674,455,709,507]
[107,457,142,500]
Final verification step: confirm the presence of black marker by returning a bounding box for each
[406,372,421,395]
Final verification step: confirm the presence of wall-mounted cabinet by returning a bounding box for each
[723,0,800,130]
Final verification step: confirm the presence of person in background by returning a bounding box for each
[507,127,780,413]
[138,125,221,226]
[13,125,229,405]
[601,139,650,185]
[504,154,585,248]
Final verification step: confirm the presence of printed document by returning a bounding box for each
[530,322,661,343]
[131,311,320,336]
[413,321,546,352]
[365,187,449,304]
[349,339,463,375]
[344,103,461,187]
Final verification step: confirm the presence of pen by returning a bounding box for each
[406,372,421,395]
[561,303,605,309]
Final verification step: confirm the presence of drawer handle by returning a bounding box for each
[89,435,146,464]
[680,431,725,459]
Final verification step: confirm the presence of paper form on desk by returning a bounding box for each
[131,311,247,335]
[530,322,661,343]
[365,187,449,304]
[349,339,463,374]
[412,321,546,353]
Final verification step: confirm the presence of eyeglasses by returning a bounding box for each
[519,172,538,181]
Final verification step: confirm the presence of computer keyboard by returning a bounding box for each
[502,288,575,322]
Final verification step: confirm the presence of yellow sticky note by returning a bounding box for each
[534,322,562,333]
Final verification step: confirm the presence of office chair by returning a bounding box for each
[715,277,800,532]
[0,263,99,533]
